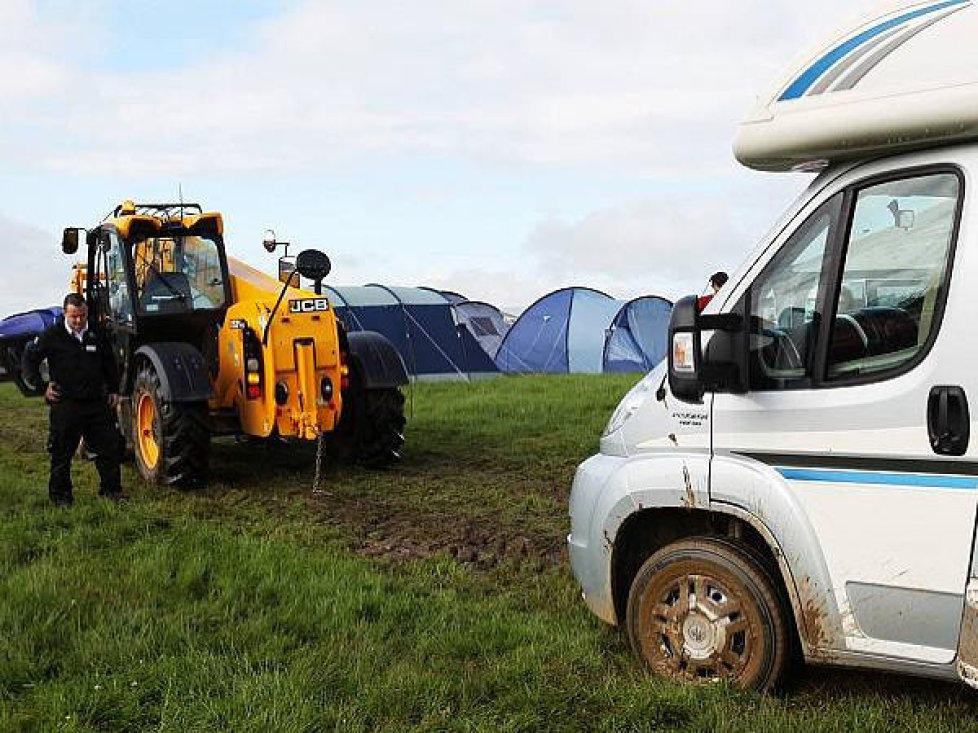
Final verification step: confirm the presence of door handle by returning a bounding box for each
[928,386,970,456]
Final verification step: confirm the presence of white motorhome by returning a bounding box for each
[569,0,978,690]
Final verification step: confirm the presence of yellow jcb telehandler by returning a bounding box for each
[49,200,407,487]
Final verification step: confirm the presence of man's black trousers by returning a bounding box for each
[48,399,123,501]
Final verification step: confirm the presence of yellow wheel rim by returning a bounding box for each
[136,393,160,469]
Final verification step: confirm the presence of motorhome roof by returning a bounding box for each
[734,0,978,172]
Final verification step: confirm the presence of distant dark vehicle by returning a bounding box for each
[0,307,62,396]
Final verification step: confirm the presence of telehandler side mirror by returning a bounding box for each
[278,257,296,285]
[61,228,83,255]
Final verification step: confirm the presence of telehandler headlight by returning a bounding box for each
[321,376,334,402]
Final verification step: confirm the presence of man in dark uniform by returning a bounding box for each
[23,292,127,506]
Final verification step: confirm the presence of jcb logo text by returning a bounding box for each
[289,298,330,313]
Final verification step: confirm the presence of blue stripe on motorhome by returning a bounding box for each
[777,467,978,489]
[778,0,969,101]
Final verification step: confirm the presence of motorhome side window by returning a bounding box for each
[748,201,836,390]
[826,172,959,380]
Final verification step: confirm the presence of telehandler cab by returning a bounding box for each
[57,200,407,487]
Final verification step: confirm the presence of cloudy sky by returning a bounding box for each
[0,0,868,315]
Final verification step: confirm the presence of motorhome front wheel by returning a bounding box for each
[625,537,790,692]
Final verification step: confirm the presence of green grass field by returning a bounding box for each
[1,377,977,732]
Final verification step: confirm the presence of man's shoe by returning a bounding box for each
[99,491,129,502]
[51,495,74,508]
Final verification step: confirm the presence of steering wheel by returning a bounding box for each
[761,327,803,370]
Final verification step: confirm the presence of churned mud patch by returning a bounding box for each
[306,491,567,569]
[207,428,577,571]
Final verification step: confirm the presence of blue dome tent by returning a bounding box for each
[602,296,673,373]
[495,288,672,374]
[495,287,622,373]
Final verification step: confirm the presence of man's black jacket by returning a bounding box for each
[22,320,120,401]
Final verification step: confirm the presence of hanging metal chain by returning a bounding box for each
[312,431,326,494]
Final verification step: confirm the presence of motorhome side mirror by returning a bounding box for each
[668,295,704,403]
[668,294,747,403]
[61,228,82,255]
[295,249,331,282]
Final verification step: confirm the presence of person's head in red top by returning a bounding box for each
[697,271,729,310]
[709,271,729,293]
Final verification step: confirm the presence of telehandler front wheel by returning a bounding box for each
[625,537,790,692]
[131,361,210,488]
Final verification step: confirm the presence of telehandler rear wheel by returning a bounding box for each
[331,375,406,467]
[355,387,406,466]
[131,360,210,487]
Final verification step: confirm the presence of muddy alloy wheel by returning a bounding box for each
[131,360,210,487]
[626,537,790,692]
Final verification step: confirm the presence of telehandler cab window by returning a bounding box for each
[826,172,959,380]
[90,231,133,326]
[133,235,226,314]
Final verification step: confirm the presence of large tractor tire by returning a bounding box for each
[131,360,210,487]
[625,537,791,692]
[331,380,406,467]
[356,388,407,466]
[3,339,45,397]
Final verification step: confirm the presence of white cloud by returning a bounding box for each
[412,266,552,317]
[6,0,863,176]
[378,169,811,314]
[0,0,92,102]
[0,216,69,315]
[0,0,875,315]
[520,173,811,306]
